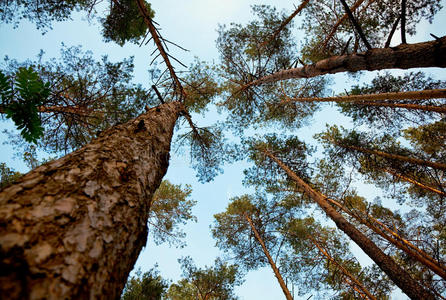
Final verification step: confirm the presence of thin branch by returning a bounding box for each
[384,15,401,48]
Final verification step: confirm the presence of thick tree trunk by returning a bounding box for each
[243,36,446,89]
[326,198,446,281]
[262,148,436,300]
[244,213,293,300]
[309,237,376,300]
[280,89,446,104]
[338,144,446,171]
[0,101,183,299]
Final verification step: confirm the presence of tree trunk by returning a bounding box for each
[243,36,446,89]
[260,0,309,48]
[326,198,446,281]
[322,0,372,49]
[0,101,183,299]
[244,213,293,300]
[262,148,436,300]
[338,144,446,171]
[309,236,376,300]
[384,168,446,197]
[280,89,446,104]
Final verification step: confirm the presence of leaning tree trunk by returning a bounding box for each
[280,89,446,104]
[244,213,293,300]
[262,148,436,300]
[0,101,183,299]
[336,144,446,171]
[243,36,446,89]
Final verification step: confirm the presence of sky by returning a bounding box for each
[1,1,446,299]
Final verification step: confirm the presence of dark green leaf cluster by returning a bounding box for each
[176,125,227,183]
[0,162,22,189]
[2,45,153,153]
[149,180,196,248]
[243,134,313,191]
[102,0,155,46]
[121,267,168,300]
[1,67,50,143]
[166,257,242,300]
[0,0,94,31]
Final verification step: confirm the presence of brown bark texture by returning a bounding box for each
[280,89,446,104]
[244,213,294,300]
[0,101,183,299]
[243,36,446,89]
[262,149,436,300]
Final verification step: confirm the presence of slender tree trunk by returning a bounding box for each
[326,198,446,280]
[243,36,446,89]
[260,0,310,48]
[135,0,185,99]
[262,148,436,300]
[309,236,376,300]
[337,144,446,171]
[0,101,183,299]
[244,213,293,300]
[354,102,446,113]
[280,89,446,104]
[322,0,373,49]
[384,168,446,197]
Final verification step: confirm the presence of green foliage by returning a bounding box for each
[149,180,196,247]
[243,134,313,190]
[166,257,242,300]
[121,267,168,300]
[2,45,153,153]
[176,126,227,183]
[215,5,329,133]
[102,0,155,46]
[0,162,22,189]
[1,67,50,143]
[0,0,155,46]
[0,0,93,30]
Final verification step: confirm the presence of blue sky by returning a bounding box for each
[1,1,446,299]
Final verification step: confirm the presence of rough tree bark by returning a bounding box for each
[243,36,446,89]
[262,148,436,300]
[0,101,184,299]
[244,213,293,300]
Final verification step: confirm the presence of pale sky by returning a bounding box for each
[1,1,445,299]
